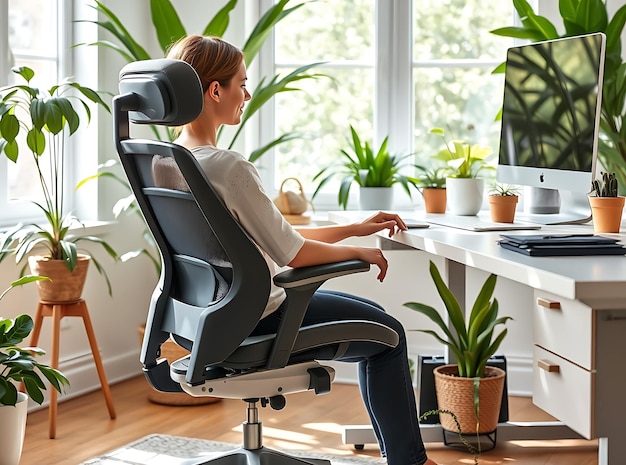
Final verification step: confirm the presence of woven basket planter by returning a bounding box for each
[28,255,90,302]
[433,364,505,434]
[138,325,221,406]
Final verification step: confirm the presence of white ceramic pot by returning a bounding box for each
[359,187,393,211]
[0,392,28,465]
[446,177,485,215]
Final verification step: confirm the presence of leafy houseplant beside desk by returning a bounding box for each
[329,211,626,465]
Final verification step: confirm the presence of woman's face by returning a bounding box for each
[215,60,251,126]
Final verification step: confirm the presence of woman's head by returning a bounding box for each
[167,35,250,130]
[167,35,244,92]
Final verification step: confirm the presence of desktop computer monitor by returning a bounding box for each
[496,33,606,224]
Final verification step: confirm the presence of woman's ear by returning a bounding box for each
[206,81,220,102]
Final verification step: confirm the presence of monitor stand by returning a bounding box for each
[517,187,592,225]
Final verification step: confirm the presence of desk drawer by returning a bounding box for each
[533,346,594,438]
[533,290,594,370]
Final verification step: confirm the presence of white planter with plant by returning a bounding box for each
[313,125,419,210]
[404,260,511,439]
[431,127,494,216]
[0,66,118,300]
[0,277,70,464]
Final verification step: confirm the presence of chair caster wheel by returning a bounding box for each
[354,444,364,450]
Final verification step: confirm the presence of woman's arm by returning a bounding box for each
[288,239,390,282]
[295,211,408,243]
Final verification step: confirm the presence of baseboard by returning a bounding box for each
[27,349,141,413]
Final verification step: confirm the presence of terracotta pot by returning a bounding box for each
[589,196,625,233]
[422,188,447,214]
[489,195,519,223]
[433,364,505,434]
[28,255,90,302]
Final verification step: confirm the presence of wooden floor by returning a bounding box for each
[22,375,598,465]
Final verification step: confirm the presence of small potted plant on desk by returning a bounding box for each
[431,127,495,216]
[404,260,511,452]
[0,277,70,465]
[589,171,625,233]
[415,165,448,213]
[488,184,520,223]
[0,66,118,302]
[312,124,420,210]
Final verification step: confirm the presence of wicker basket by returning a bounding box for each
[137,325,221,406]
[433,364,505,434]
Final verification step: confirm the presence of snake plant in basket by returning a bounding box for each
[404,260,512,437]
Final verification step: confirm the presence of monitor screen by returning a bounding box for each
[497,33,606,196]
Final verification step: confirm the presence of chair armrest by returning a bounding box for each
[266,259,370,370]
[273,259,370,289]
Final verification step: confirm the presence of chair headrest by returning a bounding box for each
[118,58,203,126]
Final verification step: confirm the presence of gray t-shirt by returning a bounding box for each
[191,145,305,317]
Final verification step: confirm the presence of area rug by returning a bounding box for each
[80,434,385,465]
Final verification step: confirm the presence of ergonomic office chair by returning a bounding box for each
[113,58,400,464]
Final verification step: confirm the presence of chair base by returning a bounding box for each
[181,446,331,464]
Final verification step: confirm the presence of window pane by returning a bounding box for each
[273,0,375,195]
[275,0,374,62]
[274,67,374,193]
[5,0,58,211]
[413,67,504,164]
[413,0,512,61]
[8,0,58,58]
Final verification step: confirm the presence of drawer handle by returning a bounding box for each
[538,359,560,373]
[537,298,561,309]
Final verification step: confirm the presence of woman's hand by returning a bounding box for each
[357,246,389,282]
[356,211,408,238]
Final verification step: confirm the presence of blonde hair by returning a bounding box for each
[167,35,244,92]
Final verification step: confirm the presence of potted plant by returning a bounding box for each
[491,0,626,194]
[312,125,420,210]
[431,127,495,216]
[415,165,448,213]
[404,260,512,437]
[0,66,118,301]
[589,171,625,233]
[0,277,70,465]
[488,184,520,223]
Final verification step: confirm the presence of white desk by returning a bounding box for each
[330,211,626,464]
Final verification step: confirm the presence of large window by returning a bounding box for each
[0,0,68,224]
[261,0,516,210]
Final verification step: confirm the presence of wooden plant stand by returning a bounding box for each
[29,299,116,438]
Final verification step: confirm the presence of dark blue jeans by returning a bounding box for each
[252,289,428,465]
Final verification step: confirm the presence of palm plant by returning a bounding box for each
[311,125,420,209]
[491,0,626,193]
[0,66,118,295]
